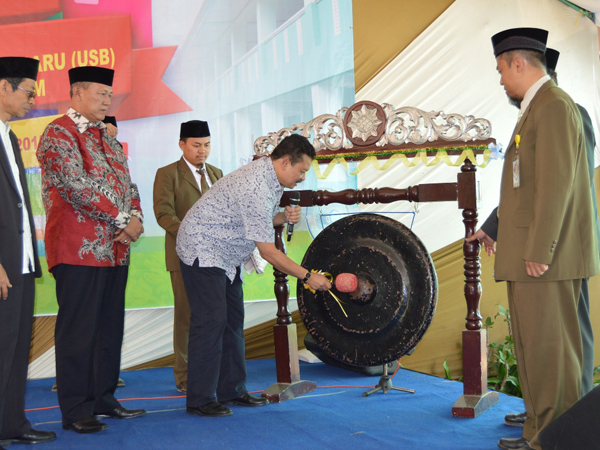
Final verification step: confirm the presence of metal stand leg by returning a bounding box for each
[363,364,415,397]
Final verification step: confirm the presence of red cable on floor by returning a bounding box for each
[25,359,403,412]
[25,396,186,412]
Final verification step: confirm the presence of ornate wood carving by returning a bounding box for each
[260,100,497,415]
[255,101,493,156]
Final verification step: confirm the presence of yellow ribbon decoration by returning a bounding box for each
[303,270,348,318]
[311,149,492,180]
[303,270,330,294]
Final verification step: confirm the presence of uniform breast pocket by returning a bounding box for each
[513,211,532,228]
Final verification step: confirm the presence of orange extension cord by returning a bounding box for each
[25,359,403,413]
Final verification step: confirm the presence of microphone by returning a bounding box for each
[286,192,301,242]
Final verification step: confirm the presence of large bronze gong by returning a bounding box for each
[297,213,438,367]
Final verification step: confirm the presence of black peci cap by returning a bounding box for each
[68,66,114,86]
[491,27,548,57]
[0,57,39,80]
[545,48,559,71]
[180,120,210,139]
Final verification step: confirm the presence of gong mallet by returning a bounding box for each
[305,272,356,317]
[327,273,357,318]
[334,273,358,293]
[327,272,364,318]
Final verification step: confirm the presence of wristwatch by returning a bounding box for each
[302,272,311,283]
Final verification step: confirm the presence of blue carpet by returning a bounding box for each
[23,359,523,449]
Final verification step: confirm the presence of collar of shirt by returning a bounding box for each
[265,157,281,192]
[66,107,107,134]
[519,74,550,119]
[0,118,14,166]
[183,156,203,175]
[0,118,11,140]
[183,157,212,189]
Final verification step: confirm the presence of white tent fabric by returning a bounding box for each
[356,0,600,253]
[28,300,297,379]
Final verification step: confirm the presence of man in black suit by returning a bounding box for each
[0,57,56,448]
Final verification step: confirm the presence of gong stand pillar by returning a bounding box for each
[261,225,317,403]
[270,164,498,413]
[452,160,499,417]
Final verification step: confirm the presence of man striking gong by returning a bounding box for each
[176,134,332,417]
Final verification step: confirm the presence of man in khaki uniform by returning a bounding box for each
[497,47,600,430]
[468,28,599,450]
[153,120,223,392]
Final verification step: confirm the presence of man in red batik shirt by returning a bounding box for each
[37,66,146,434]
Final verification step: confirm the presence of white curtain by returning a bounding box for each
[28,300,296,379]
[356,0,600,253]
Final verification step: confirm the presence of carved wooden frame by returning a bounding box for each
[257,101,499,416]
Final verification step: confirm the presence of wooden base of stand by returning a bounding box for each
[452,391,499,418]
[261,380,317,403]
[452,329,499,417]
[268,319,317,403]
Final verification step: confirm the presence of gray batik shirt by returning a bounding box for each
[176,157,284,282]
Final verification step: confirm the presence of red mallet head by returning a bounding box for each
[335,273,358,293]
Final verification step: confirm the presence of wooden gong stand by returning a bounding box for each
[261,155,499,417]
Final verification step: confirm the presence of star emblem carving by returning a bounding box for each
[346,104,382,142]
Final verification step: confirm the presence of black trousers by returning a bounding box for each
[180,261,247,407]
[53,264,128,425]
[0,274,34,439]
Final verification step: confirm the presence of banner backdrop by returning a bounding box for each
[5,0,355,315]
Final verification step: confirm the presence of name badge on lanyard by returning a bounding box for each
[513,134,521,189]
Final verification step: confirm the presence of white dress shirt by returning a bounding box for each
[183,156,213,190]
[0,120,35,274]
[519,74,551,121]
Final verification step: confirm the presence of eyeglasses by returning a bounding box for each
[17,85,36,100]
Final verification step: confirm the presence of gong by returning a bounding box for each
[297,213,438,367]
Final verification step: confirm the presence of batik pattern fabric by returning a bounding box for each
[176,157,283,282]
[37,108,142,270]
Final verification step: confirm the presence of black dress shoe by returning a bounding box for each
[63,417,108,434]
[222,392,269,407]
[504,411,527,427]
[11,429,56,444]
[95,406,146,419]
[498,436,529,450]
[187,402,233,417]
